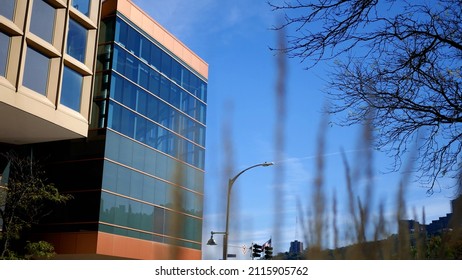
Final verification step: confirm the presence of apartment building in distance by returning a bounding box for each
[0,0,208,259]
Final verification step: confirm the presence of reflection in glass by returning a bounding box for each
[67,18,88,63]
[23,47,49,95]
[71,0,91,16]
[0,0,15,20]
[61,66,83,111]
[30,0,56,43]
[0,32,10,77]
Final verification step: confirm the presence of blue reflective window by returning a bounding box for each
[132,141,145,170]
[198,102,206,124]
[102,162,117,192]
[122,80,136,108]
[114,196,129,225]
[61,66,83,111]
[148,69,160,94]
[187,98,196,118]
[158,103,170,128]
[142,176,155,203]
[181,67,190,90]
[150,44,162,70]
[126,26,140,57]
[108,97,205,169]
[0,32,9,77]
[71,0,90,16]
[145,121,158,148]
[108,102,120,131]
[111,73,123,101]
[140,36,150,63]
[169,83,181,108]
[127,200,141,230]
[146,94,159,121]
[159,76,170,101]
[171,60,181,85]
[199,81,207,102]
[120,108,135,138]
[115,18,128,46]
[67,18,88,63]
[161,52,171,76]
[115,18,140,56]
[153,180,166,206]
[100,192,116,223]
[30,0,56,44]
[116,166,131,197]
[113,45,124,72]
[136,89,148,116]
[138,63,149,89]
[23,47,49,95]
[0,0,15,20]
[188,74,199,97]
[118,135,134,166]
[180,89,189,113]
[134,115,147,142]
[124,54,138,82]
[141,204,154,232]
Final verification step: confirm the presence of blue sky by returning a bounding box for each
[131,0,456,259]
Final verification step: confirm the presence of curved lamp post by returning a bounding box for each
[221,161,274,260]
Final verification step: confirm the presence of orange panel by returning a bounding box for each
[37,232,98,254]
[96,232,201,260]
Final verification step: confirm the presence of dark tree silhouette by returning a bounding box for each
[0,152,71,259]
[270,0,462,193]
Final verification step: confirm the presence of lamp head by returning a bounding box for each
[262,162,274,167]
[207,234,217,246]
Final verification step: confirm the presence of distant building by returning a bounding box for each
[289,240,304,254]
[400,195,462,237]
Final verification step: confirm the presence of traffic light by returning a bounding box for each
[264,246,273,259]
[252,244,262,258]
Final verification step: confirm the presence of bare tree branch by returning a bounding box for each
[271,0,462,193]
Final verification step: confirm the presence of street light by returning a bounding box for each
[207,231,226,246]
[222,161,274,260]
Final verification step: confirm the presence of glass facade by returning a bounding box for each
[30,0,56,44]
[67,18,88,63]
[61,66,83,111]
[0,0,15,20]
[23,47,50,95]
[92,16,207,250]
[113,18,207,102]
[0,32,9,77]
[72,0,91,16]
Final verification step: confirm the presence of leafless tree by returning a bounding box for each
[270,0,462,194]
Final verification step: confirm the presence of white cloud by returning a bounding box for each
[132,0,275,44]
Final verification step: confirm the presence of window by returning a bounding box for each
[30,0,56,44]
[0,32,10,77]
[115,18,128,46]
[140,37,151,63]
[71,0,90,17]
[161,52,171,76]
[23,47,49,95]
[0,0,15,20]
[67,18,88,63]
[61,66,83,111]
[150,44,162,70]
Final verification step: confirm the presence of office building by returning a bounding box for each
[0,0,100,144]
[289,240,304,254]
[0,0,208,259]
